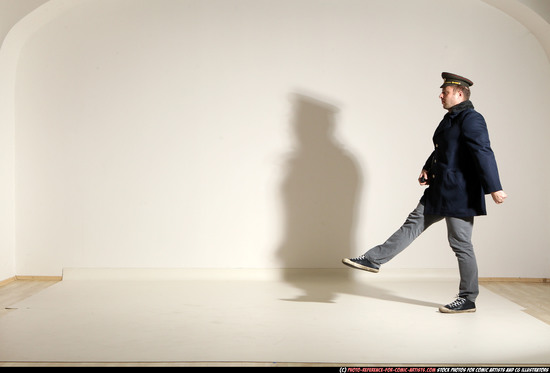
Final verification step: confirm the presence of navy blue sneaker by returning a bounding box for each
[439,297,476,313]
[342,255,380,273]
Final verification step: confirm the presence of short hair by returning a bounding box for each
[452,85,471,100]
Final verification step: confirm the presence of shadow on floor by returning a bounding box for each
[278,269,442,308]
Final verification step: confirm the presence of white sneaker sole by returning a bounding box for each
[438,306,476,313]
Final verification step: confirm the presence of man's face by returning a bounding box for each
[439,86,464,110]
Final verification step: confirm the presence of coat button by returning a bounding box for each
[435,144,439,148]
[432,174,436,179]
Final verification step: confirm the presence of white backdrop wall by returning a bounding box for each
[2,0,550,277]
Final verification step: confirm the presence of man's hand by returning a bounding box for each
[418,169,429,185]
[491,190,507,204]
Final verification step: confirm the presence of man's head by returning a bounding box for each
[439,72,473,110]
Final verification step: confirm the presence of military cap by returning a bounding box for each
[440,72,473,88]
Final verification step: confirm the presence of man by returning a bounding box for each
[343,72,507,313]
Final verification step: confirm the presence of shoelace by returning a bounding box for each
[447,297,466,308]
[351,255,367,261]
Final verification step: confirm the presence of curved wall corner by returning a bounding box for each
[0,0,73,280]
[483,0,550,63]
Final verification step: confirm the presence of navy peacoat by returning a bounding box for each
[420,100,502,217]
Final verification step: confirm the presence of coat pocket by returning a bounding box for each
[443,169,466,191]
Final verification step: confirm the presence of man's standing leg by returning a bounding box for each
[439,215,478,313]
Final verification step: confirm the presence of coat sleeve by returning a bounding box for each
[461,111,503,194]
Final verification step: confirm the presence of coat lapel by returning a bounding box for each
[433,115,452,138]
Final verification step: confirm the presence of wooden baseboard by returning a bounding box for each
[479,277,550,283]
[1,276,63,286]
[0,276,17,287]
[15,275,63,281]
[2,274,549,285]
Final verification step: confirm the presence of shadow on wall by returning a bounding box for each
[276,93,362,284]
[274,104,443,307]
[272,95,460,308]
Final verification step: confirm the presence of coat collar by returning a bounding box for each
[447,100,474,118]
[434,100,475,137]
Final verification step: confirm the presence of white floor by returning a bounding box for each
[1,268,549,365]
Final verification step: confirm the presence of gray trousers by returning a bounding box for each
[364,203,479,302]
